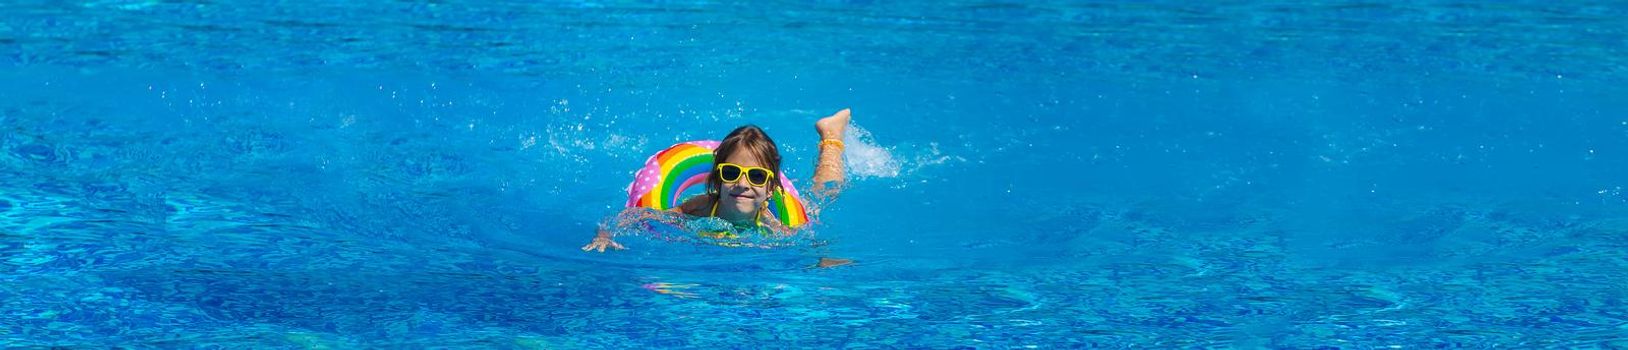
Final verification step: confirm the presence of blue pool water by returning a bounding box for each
[5,1,1628,348]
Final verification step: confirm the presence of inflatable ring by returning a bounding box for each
[626,140,809,227]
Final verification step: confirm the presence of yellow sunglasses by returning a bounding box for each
[716,163,775,187]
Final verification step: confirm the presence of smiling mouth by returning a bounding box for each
[729,193,754,199]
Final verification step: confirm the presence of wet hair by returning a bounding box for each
[707,125,782,197]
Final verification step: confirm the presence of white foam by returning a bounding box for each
[842,124,901,179]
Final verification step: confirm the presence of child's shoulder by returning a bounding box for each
[673,194,715,216]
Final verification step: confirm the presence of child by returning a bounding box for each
[581,108,851,253]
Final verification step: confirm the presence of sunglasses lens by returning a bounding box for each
[747,169,770,185]
[719,165,741,182]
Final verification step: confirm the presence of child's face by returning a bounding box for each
[718,150,772,216]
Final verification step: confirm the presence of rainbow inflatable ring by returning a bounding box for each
[626,140,810,227]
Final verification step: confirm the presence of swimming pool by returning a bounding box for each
[4,1,1627,348]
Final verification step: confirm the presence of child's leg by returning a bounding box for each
[811,109,851,200]
[810,109,855,268]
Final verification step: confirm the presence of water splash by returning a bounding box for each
[603,208,819,249]
[842,124,900,179]
[837,124,962,183]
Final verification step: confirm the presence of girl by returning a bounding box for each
[581,108,851,252]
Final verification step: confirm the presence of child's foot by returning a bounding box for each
[816,108,851,140]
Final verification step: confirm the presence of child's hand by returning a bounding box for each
[581,232,626,252]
